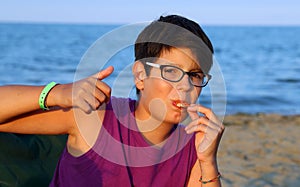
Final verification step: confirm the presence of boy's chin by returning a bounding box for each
[174,112,189,124]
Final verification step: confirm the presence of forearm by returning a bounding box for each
[0,107,76,135]
[0,84,79,135]
[0,85,44,123]
[0,84,63,123]
[0,66,114,124]
[188,160,221,187]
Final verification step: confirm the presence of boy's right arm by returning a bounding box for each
[0,85,46,123]
[0,66,114,135]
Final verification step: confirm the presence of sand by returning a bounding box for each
[218,113,300,187]
[1,113,299,186]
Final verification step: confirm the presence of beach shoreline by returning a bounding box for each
[218,113,300,186]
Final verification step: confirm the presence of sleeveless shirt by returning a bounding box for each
[50,97,197,187]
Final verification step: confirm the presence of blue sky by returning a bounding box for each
[1,0,299,25]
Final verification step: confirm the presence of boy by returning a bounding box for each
[0,15,224,186]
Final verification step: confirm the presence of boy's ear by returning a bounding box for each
[132,61,147,90]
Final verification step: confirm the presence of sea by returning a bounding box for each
[0,23,299,115]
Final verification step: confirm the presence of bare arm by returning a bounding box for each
[0,108,76,135]
[0,66,114,136]
[187,161,202,186]
[188,161,221,187]
[0,85,44,123]
[186,104,224,186]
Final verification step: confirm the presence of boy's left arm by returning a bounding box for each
[186,104,224,186]
[188,160,221,187]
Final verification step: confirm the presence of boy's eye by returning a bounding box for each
[190,72,203,79]
[164,67,180,74]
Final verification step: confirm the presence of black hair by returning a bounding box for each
[134,14,214,94]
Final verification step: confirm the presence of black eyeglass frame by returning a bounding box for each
[145,62,212,87]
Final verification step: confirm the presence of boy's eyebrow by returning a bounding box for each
[166,62,203,72]
[157,61,183,68]
[165,62,183,67]
[157,60,203,72]
[190,68,204,73]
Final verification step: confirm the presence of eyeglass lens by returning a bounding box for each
[161,66,207,86]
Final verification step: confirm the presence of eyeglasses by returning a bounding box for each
[145,62,211,87]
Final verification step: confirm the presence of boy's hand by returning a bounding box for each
[51,66,114,113]
[185,104,225,163]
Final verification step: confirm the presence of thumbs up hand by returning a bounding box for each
[50,66,114,113]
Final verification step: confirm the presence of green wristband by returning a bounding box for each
[39,81,58,110]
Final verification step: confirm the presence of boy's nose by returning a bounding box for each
[176,74,193,91]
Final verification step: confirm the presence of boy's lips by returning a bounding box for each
[172,100,190,109]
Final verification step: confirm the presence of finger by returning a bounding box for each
[92,66,114,80]
[93,90,109,106]
[80,83,110,110]
[72,85,97,111]
[188,104,221,126]
[185,116,220,133]
[187,105,199,121]
[81,91,101,110]
[94,81,111,102]
[76,80,111,109]
[77,98,93,114]
[187,104,212,118]
[185,123,212,134]
[185,116,206,132]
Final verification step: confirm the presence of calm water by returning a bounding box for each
[0,23,299,115]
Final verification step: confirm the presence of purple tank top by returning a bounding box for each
[50,97,197,187]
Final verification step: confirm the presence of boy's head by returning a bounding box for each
[134,14,214,94]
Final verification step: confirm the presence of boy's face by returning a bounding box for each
[138,47,203,125]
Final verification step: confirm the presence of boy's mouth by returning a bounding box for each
[172,100,190,109]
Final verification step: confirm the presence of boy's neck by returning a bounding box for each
[135,109,176,146]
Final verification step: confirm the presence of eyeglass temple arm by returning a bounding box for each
[145,62,160,68]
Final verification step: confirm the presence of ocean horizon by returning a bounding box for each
[0,22,299,115]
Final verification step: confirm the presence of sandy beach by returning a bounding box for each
[1,113,299,187]
[218,113,300,187]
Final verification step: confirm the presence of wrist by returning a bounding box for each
[45,83,62,108]
[199,172,221,185]
[199,158,217,167]
[39,82,59,110]
[199,159,218,171]
[198,159,220,181]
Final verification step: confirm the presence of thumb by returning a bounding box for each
[93,66,114,80]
